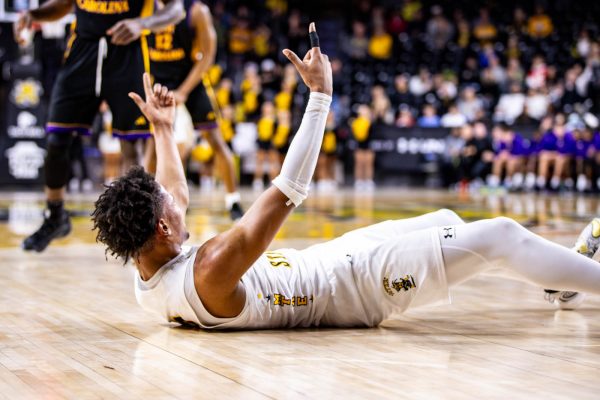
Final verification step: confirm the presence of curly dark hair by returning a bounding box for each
[92,166,164,263]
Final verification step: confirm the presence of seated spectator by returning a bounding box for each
[506,57,525,88]
[527,5,553,40]
[352,105,375,190]
[481,54,507,90]
[433,73,458,106]
[457,86,484,122]
[574,127,595,192]
[439,127,465,187]
[472,121,495,181]
[368,21,393,60]
[441,104,468,127]
[494,83,525,124]
[487,124,526,189]
[396,105,415,128]
[561,67,583,112]
[391,74,415,108]
[508,7,528,37]
[409,67,433,97]
[228,8,253,55]
[253,101,277,190]
[371,85,394,124]
[417,104,441,127]
[460,57,480,85]
[473,7,497,44]
[345,21,369,61]
[524,87,550,121]
[426,5,453,51]
[526,55,548,89]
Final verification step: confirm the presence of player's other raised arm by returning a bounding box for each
[194,23,332,318]
[129,73,190,212]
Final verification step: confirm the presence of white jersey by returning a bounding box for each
[135,246,333,329]
[134,217,451,329]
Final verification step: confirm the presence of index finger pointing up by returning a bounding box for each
[309,22,321,54]
[142,72,153,100]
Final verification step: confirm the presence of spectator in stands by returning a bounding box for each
[286,10,307,56]
[524,87,550,122]
[494,83,525,125]
[455,18,471,50]
[460,57,480,85]
[561,67,583,112]
[508,7,528,37]
[441,104,467,128]
[526,55,548,89]
[409,67,433,97]
[426,5,453,52]
[391,74,414,109]
[368,20,393,61]
[473,7,497,44]
[505,35,521,61]
[215,78,233,109]
[472,121,495,182]
[346,21,369,62]
[439,127,465,187]
[506,57,525,87]
[481,54,507,92]
[241,63,262,121]
[527,4,553,40]
[433,73,458,106]
[396,105,415,128]
[371,85,394,125]
[576,29,592,60]
[228,7,253,60]
[418,104,441,127]
[352,105,375,190]
[253,24,273,59]
[457,86,484,122]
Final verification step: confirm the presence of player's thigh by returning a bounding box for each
[187,84,218,132]
[47,39,101,130]
[103,43,151,137]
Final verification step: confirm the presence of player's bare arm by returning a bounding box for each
[13,0,74,44]
[173,2,216,104]
[193,23,333,318]
[129,73,189,213]
[107,0,185,45]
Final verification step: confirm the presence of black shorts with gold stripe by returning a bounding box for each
[46,35,151,140]
[158,78,219,132]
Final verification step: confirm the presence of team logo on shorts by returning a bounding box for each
[207,111,216,121]
[11,79,43,108]
[134,116,147,126]
[383,275,417,296]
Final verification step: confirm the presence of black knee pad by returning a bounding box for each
[45,133,73,189]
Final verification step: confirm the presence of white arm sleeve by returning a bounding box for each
[272,92,332,207]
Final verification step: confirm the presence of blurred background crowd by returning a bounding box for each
[2,0,600,193]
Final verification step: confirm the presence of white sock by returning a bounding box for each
[225,191,241,210]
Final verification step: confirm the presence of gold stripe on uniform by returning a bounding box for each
[63,21,78,60]
[140,35,150,73]
[203,76,223,122]
[138,0,153,73]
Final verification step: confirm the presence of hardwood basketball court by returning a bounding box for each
[0,189,599,399]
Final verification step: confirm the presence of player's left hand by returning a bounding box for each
[129,73,176,129]
[107,19,143,45]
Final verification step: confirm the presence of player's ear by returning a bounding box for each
[157,218,172,237]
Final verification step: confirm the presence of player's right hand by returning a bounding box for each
[13,12,33,45]
[282,22,332,96]
[129,73,176,129]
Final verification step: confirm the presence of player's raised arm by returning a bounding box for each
[107,0,185,45]
[13,0,74,45]
[194,23,332,318]
[129,73,189,212]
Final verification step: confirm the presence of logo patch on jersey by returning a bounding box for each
[272,294,313,307]
[134,116,147,126]
[11,79,42,108]
[383,275,416,296]
[441,226,456,239]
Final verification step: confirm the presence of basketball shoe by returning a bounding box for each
[544,218,600,309]
[22,210,72,252]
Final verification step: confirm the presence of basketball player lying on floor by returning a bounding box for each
[93,25,600,329]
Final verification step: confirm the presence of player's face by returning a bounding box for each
[160,187,189,245]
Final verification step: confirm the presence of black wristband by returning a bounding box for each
[309,31,320,48]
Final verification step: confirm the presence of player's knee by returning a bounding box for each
[489,216,523,236]
[436,208,464,225]
[45,133,72,189]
